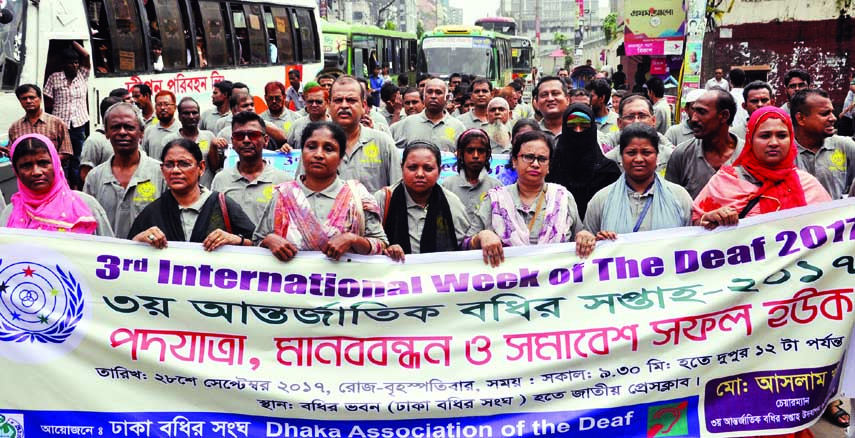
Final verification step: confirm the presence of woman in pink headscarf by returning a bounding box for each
[0,134,113,236]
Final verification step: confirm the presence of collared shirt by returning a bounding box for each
[161,130,218,187]
[583,179,693,234]
[457,111,489,130]
[440,169,503,215]
[8,112,73,155]
[795,135,855,200]
[260,109,296,135]
[286,86,305,111]
[596,111,620,135]
[664,134,744,199]
[665,120,695,148]
[780,102,791,115]
[178,187,213,241]
[286,114,330,149]
[80,129,112,169]
[214,114,234,135]
[379,106,405,126]
[391,111,466,152]
[252,177,387,245]
[141,120,180,159]
[604,132,675,176]
[43,67,90,128]
[200,108,229,132]
[513,103,535,120]
[369,108,391,134]
[83,152,167,239]
[466,183,583,244]
[373,184,470,253]
[653,99,672,135]
[211,161,291,223]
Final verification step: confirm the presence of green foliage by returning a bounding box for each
[384,20,397,30]
[417,20,425,39]
[552,32,573,68]
[603,12,617,41]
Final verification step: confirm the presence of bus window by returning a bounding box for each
[0,0,24,88]
[243,3,268,65]
[231,5,249,64]
[292,8,318,62]
[101,0,146,73]
[267,6,296,64]
[144,0,188,71]
[192,1,230,67]
[87,1,114,73]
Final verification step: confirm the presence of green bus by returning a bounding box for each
[321,20,417,82]
[417,25,513,86]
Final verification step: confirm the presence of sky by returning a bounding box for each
[450,0,501,26]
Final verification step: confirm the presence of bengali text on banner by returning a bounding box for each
[0,199,854,438]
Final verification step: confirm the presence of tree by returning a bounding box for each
[416,20,425,39]
[603,12,617,41]
[384,20,397,30]
[552,32,573,69]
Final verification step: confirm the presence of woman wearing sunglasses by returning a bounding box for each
[129,138,255,250]
[463,130,597,267]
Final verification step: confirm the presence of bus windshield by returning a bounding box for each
[511,47,531,71]
[420,37,491,77]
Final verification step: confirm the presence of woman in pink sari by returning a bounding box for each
[693,106,832,438]
[253,121,388,260]
[693,106,830,229]
[0,134,112,236]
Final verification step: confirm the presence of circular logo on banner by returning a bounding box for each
[0,246,89,363]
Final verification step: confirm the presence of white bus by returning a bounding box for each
[0,0,323,135]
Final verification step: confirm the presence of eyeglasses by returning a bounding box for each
[305,99,325,106]
[161,160,196,170]
[787,82,809,90]
[517,153,549,165]
[156,102,175,108]
[232,130,265,142]
[620,113,652,122]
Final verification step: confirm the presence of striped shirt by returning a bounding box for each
[43,67,90,128]
[8,112,74,155]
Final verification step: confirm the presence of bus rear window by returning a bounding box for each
[0,0,24,88]
[292,8,318,62]
[99,0,146,72]
[243,3,268,65]
[194,1,230,67]
[144,0,189,71]
[267,6,295,64]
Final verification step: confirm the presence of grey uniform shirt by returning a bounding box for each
[604,132,675,175]
[295,127,402,193]
[286,115,330,149]
[597,111,620,136]
[0,191,115,237]
[665,134,744,199]
[795,135,855,199]
[465,183,583,244]
[457,111,489,130]
[199,108,229,132]
[260,109,295,131]
[211,162,291,224]
[373,184,471,253]
[583,179,693,234]
[83,153,166,239]
[391,111,466,152]
[653,99,672,135]
[213,114,234,135]
[161,130,218,187]
[252,177,388,246]
[440,170,503,215]
[179,187,213,241]
[665,120,695,148]
[369,109,391,134]
[141,121,180,160]
[80,129,113,170]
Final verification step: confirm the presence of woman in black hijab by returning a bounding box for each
[546,103,621,219]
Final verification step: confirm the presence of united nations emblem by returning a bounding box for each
[0,261,84,344]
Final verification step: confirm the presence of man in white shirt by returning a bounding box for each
[705,68,730,91]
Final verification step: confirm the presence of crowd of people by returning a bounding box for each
[0,43,853,436]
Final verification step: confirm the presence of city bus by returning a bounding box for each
[321,20,417,83]
[0,0,323,134]
[417,26,512,87]
[510,36,533,80]
[474,17,516,36]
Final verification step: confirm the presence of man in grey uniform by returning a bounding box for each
[390,78,465,152]
[83,103,166,239]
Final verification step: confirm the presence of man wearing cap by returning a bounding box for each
[666,88,705,146]
[485,97,512,153]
